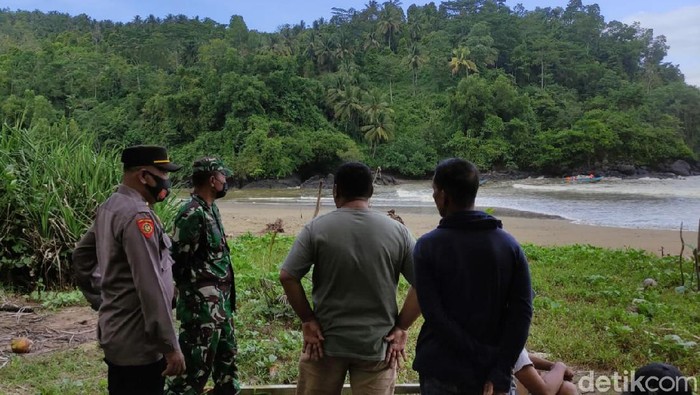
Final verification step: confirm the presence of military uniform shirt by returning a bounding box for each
[171,194,234,306]
[73,184,179,365]
[165,193,239,394]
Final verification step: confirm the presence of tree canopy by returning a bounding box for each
[0,1,697,180]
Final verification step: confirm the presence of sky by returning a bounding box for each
[2,0,699,86]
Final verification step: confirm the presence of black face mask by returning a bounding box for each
[143,171,171,202]
[215,179,228,199]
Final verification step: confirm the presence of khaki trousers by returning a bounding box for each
[296,355,397,395]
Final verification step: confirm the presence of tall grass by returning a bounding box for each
[0,121,121,287]
[0,121,177,288]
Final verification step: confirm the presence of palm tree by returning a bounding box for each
[362,1,380,21]
[363,31,381,51]
[407,20,422,43]
[328,85,364,136]
[336,62,360,87]
[334,31,354,66]
[363,90,391,124]
[362,112,395,157]
[270,35,291,56]
[279,25,297,55]
[377,4,403,51]
[314,33,337,72]
[405,43,426,94]
[302,32,317,62]
[449,46,478,77]
[361,90,395,156]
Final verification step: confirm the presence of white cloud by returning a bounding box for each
[623,5,700,87]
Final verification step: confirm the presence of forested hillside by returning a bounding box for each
[1,0,698,180]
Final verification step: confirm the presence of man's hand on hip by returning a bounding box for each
[301,319,325,361]
[384,326,408,368]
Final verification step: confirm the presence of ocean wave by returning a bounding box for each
[511,181,700,198]
[395,188,433,202]
[223,177,700,231]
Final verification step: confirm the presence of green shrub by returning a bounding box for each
[0,121,178,288]
[26,288,87,310]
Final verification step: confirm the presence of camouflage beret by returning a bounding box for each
[192,157,232,177]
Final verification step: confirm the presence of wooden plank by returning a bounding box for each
[230,383,420,394]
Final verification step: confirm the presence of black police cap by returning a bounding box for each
[121,145,182,172]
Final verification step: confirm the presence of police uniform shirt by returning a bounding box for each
[73,184,179,365]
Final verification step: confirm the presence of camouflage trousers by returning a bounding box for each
[165,285,240,395]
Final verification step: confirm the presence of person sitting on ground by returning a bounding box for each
[512,348,578,395]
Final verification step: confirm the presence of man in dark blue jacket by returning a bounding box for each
[413,158,533,395]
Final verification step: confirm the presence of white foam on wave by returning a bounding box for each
[225,177,700,231]
[395,188,433,202]
[512,178,700,199]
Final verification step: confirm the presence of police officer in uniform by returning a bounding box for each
[165,157,240,395]
[73,145,186,395]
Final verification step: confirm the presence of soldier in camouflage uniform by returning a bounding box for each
[165,158,240,395]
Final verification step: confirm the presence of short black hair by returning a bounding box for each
[192,171,213,187]
[626,363,693,395]
[433,158,480,207]
[335,162,373,200]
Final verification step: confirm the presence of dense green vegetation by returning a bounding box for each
[4,0,700,286]
[2,3,697,387]
[1,0,698,182]
[1,237,697,393]
[0,124,178,288]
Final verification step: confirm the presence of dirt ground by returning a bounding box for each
[0,295,97,368]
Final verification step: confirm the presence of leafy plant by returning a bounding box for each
[26,289,87,310]
[0,122,122,288]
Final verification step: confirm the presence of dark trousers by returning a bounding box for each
[105,358,166,395]
[419,375,484,395]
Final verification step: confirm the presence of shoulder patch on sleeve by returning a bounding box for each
[137,218,155,238]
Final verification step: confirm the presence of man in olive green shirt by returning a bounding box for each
[280,162,421,395]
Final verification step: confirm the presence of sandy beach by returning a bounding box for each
[218,202,697,257]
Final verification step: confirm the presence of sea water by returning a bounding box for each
[226,176,700,232]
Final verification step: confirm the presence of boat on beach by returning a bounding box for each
[564,174,603,183]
